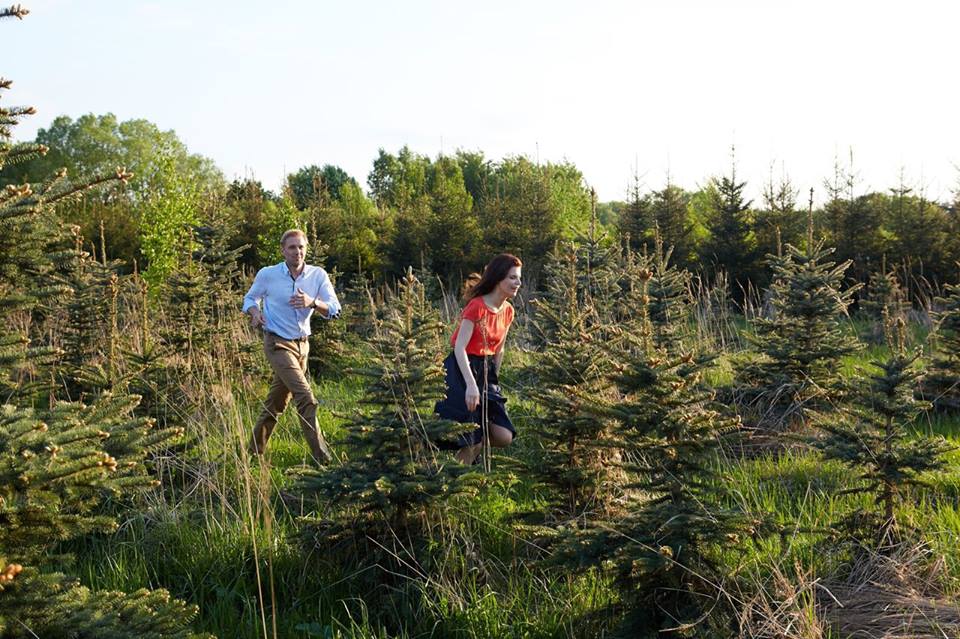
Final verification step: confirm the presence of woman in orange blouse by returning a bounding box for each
[436,254,522,464]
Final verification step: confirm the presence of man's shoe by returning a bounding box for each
[311,437,333,465]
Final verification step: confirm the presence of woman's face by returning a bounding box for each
[498,266,522,299]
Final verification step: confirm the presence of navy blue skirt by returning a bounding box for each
[435,352,516,449]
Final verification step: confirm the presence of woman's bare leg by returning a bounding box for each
[455,423,513,464]
[456,443,482,464]
[488,423,514,448]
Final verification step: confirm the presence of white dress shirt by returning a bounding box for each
[242,262,341,339]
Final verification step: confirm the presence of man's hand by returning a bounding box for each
[290,287,315,309]
[248,307,266,329]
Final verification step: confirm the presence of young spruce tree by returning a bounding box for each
[0,396,209,638]
[46,224,123,398]
[923,281,960,411]
[860,264,911,344]
[640,231,692,355]
[556,270,755,636]
[525,242,617,522]
[297,270,478,543]
[737,208,861,429]
[535,192,620,345]
[1,9,208,635]
[815,319,952,539]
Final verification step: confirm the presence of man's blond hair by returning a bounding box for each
[280,229,307,247]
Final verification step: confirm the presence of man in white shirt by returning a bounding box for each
[242,229,341,464]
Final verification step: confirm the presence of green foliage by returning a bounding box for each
[525,243,617,521]
[648,182,696,270]
[297,271,478,540]
[255,194,302,266]
[820,159,883,284]
[754,174,803,279]
[286,163,357,210]
[554,285,754,635]
[815,342,952,538]
[924,282,960,411]
[220,178,276,270]
[883,178,951,281]
[192,224,248,325]
[620,176,696,273]
[642,235,693,354]
[45,225,123,399]
[737,240,861,427]
[861,268,910,322]
[0,573,211,639]
[161,249,209,370]
[2,113,222,201]
[0,13,210,635]
[700,167,757,295]
[122,273,185,430]
[453,149,492,205]
[860,266,912,347]
[0,396,201,638]
[480,156,592,273]
[2,112,223,269]
[618,174,649,252]
[368,146,430,212]
[423,154,478,278]
[300,180,387,280]
[371,147,480,280]
[370,147,595,282]
[139,145,204,286]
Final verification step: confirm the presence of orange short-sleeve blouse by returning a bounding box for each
[450,296,514,356]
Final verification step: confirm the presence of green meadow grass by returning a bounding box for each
[57,317,960,638]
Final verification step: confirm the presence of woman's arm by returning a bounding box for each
[493,322,510,374]
[454,319,480,411]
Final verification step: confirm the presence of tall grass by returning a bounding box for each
[47,277,960,638]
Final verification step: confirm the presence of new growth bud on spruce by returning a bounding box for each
[0,563,23,586]
[6,5,30,19]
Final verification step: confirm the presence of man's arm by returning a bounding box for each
[242,269,267,328]
[289,269,341,318]
[313,270,341,319]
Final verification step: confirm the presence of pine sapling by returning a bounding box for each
[737,238,861,430]
[297,269,478,544]
[525,242,618,522]
[923,281,960,411]
[816,318,953,540]
[555,270,757,636]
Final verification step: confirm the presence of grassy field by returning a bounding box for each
[53,312,960,639]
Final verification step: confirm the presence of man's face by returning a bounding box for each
[282,235,307,270]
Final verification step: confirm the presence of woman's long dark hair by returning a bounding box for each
[464,253,522,301]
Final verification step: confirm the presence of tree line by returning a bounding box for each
[6,115,960,299]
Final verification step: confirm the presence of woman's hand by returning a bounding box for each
[465,383,481,412]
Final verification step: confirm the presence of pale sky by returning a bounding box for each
[5,0,959,203]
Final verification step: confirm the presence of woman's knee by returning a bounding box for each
[490,424,514,448]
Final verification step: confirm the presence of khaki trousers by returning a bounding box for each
[251,332,332,464]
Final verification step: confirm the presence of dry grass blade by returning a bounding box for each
[736,561,829,639]
[822,542,960,639]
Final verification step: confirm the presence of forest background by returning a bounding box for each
[5,110,960,295]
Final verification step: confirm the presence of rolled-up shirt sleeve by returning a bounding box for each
[315,270,341,319]
[242,269,267,314]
